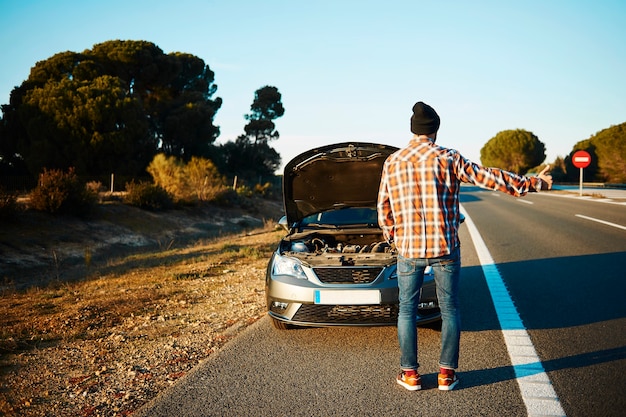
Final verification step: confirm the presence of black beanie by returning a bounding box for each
[410,102,440,135]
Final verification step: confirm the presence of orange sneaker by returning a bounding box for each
[396,370,422,391]
[438,371,459,391]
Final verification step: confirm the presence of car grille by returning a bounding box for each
[292,304,398,325]
[313,267,383,284]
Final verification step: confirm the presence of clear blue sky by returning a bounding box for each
[1,0,625,171]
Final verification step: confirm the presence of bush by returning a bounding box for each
[29,168,97,215]
[86,181,106,203]
[185,156,229,202]
[232,181,279,203]
[146,154,187,202]
[123,180,173,210]
[0,186,19,221]
[253,182,279,199]
[235,184,254,198]
[147,153,228,203]
[210,188,241,207]
[86,181,105,194]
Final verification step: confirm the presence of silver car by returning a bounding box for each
[265,142,442,330]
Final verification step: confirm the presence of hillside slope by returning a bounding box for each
[0,198,283,291]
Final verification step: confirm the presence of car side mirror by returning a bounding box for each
[278,216,289,231]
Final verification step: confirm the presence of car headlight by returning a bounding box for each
[272,254,307,280]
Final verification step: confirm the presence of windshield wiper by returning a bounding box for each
[303,223,338,228]
[304,222,377,229]
[335,223,378,228]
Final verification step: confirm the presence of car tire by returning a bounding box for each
[424,319,442,331]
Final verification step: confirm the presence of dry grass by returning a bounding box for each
[1,231,278,350]
[0,224,284,416]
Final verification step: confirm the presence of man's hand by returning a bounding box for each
[537,165,553,190]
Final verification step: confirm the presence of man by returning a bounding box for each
[377,101,552,391]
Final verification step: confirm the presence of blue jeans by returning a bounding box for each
[397,246,461,371]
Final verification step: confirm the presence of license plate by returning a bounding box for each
[314,290,380,305]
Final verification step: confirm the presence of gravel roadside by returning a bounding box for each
[0,199,283,416]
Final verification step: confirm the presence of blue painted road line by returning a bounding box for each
[460,205,566,417]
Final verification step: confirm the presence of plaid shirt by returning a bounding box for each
[377,137,540,259]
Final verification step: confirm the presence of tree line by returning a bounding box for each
[0,40,283,187]
[479,124,626,183]
[1,39,624,188]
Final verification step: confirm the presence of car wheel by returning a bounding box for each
[424,319,442,331]
[271,317,291,330]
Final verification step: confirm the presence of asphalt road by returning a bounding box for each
[136,187,626,417]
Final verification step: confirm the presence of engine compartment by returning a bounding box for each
[280,229,395,267]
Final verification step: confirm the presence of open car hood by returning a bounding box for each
[282,142,398,225]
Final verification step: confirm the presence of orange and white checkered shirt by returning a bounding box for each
[377,137,540,259]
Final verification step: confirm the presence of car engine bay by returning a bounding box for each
[279,230,395,267]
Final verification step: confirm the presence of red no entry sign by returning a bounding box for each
[572,150,591,169]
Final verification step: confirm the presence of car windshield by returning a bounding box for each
[300,207,378,227]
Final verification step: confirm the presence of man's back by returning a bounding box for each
[377,137,461,259]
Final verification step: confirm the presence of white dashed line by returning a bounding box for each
[460,205,566,417]
[575,214,626,231]
[487,192,533,204]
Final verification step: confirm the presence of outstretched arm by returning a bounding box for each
[456,153,552,196]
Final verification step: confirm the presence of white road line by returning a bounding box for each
[575,214,626,231]
[540,192,626,206]
[460,205,566,417]
[488,192,533,204]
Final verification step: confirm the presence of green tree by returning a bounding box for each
[546,156,567,182]
[217,86,284,182]
[218,136,281,183]
[17,75,151,176]
[0,40,222,177]
[480,129,546,174]
[566,122,626,183]
[243,86,285,144]
[593,122,626,183]
[563,139,598,182]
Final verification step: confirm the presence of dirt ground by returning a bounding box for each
[0,197,285,416]
[0,198,283,291]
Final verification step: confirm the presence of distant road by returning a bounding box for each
[137,187,626,417]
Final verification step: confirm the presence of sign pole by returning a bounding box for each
[579,167,583,196]
[572,150,591,197]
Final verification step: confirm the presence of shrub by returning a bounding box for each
[86,181,106,203]
[0,186,19,221]
[185,156,229,202]
[147,153,227,203]
[123,180,173,210]
[29,168,97,215]
[211,188,240,207]
[235,184,254,198]
[86,181,105,194]
[253,182,279,199]
[146,154,187,202]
